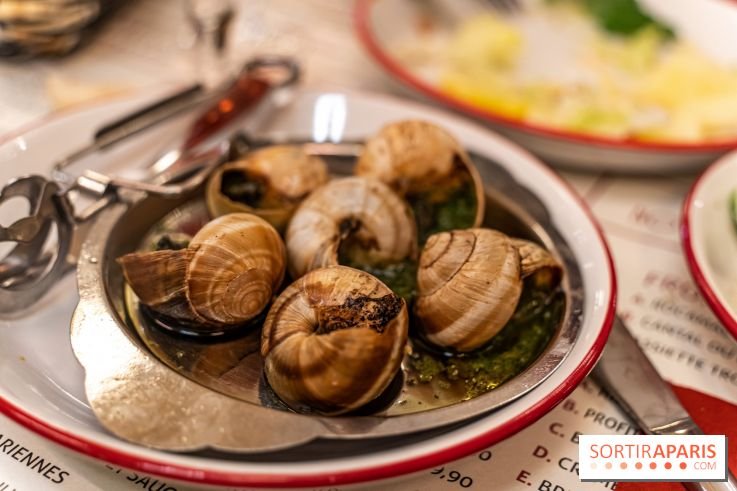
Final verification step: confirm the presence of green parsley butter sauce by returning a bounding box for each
[338,182,562,408]
[347,259,418,302]
[411,178,478,245]
[406,281,564,401]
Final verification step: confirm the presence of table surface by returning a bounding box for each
[0,0,390,135]
[1,1,736,491]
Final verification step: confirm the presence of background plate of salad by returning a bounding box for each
[355,0,737,172]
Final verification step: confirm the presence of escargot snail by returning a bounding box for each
[118,213,286,332]
[415,228,560,352]
[285,176,418,279]
[355,120,485,241]
[206,145,329,232]
[261,266,409,415]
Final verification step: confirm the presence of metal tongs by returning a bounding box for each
[0,56,300,315]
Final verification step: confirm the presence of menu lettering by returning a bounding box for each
[580,409,639,435]
[0,479,18,491]
[105,465,178,491]
[0,434,69,484]
[576,173,737,406]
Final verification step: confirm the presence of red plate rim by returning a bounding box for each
[681,150,737,341]
[0,91,617,488]
[353,0,737,154]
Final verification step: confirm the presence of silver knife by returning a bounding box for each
[592,316,737,491]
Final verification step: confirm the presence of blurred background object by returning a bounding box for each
[183,0,235,87]
[0,1,382,134]
[0,0,118,58]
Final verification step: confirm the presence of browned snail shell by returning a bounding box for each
[119,213,286,332]
[206,145,329,232]
[261,265,409,415]
[355,120,485,236]
[285,176,418,279]
[415,228,561,352]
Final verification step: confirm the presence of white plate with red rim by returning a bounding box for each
[0,88,616,488]
[682,149,737,342]
[354,0,737,173]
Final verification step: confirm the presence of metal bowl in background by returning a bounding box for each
[354,0,737,173]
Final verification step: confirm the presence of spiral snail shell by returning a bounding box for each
[415,228,560,352]
[118,213,286,332]
[355,120,485,235]
[206,145,329,232]
[261,266,409,415]
[285,176,418,279]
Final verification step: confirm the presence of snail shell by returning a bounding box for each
[206,145,329,232]
[285,176,418,279]
[118,213,286,331]
[355,120,485,228]
[415,228,560,352]
[261,266,409,415]
[510,238,561,279]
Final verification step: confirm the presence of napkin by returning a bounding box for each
[617,384,737,491]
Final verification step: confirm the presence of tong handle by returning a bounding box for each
[53,84,206,178]
[0,56,301,316]
[94,84,204,146]
[184,56,300,148]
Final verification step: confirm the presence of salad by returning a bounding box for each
[395,0,737,143]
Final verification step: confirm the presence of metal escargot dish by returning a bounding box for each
[68,118,583,453]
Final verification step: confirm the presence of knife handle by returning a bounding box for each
[653,416,737,489]
[663,426,737,490]
[683,474,737,491]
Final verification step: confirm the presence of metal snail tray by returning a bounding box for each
[70,139,583,454]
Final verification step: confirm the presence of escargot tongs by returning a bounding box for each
[0,56,300,315]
